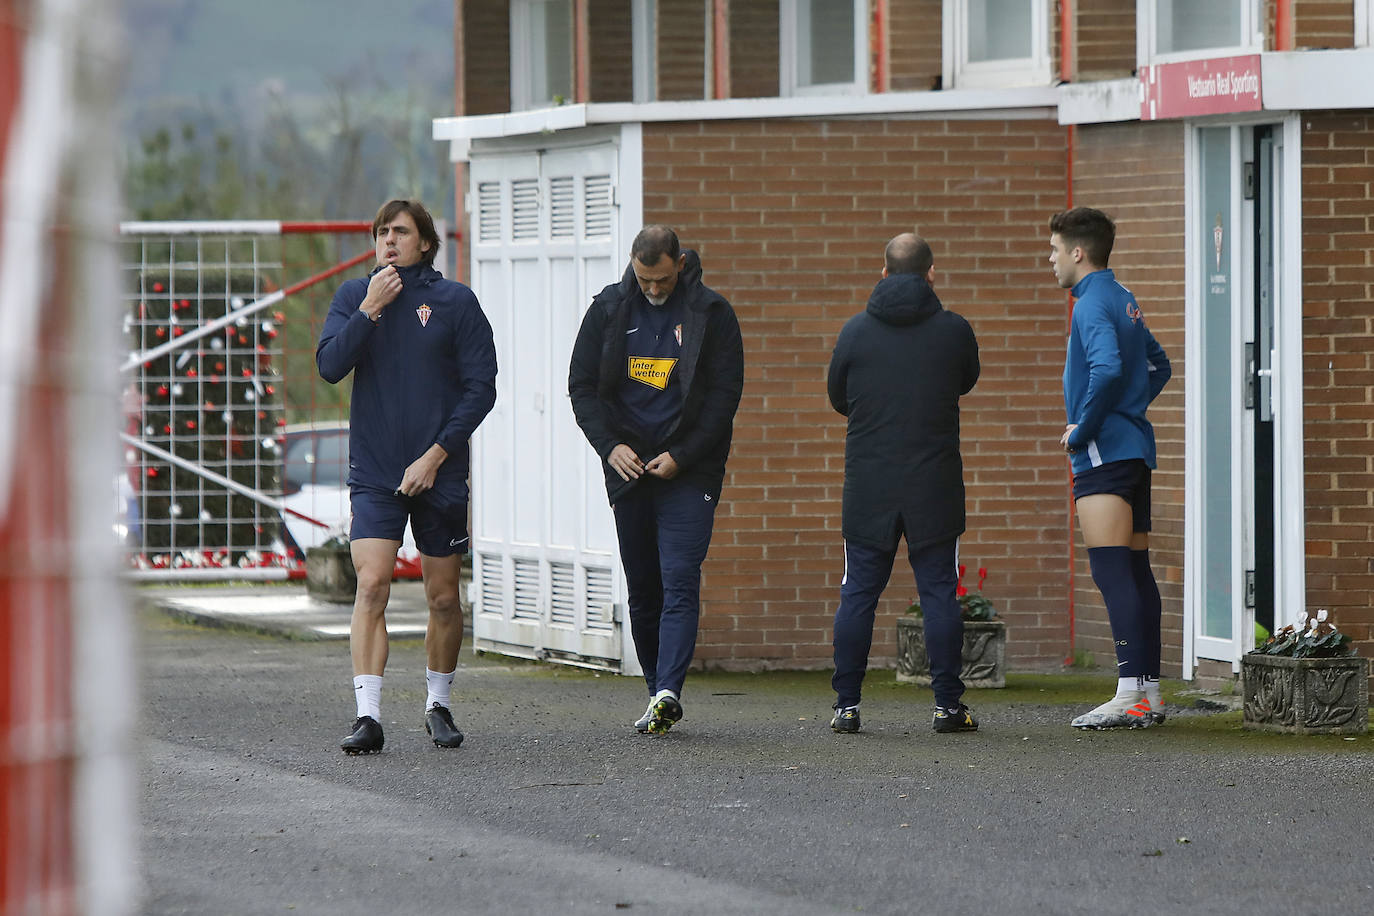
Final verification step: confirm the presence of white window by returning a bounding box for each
[1137,0,1261,64]
[780,0,868,96]
[1358,0,1374,48]
[511,0,574,110]
[942,0,1051,89]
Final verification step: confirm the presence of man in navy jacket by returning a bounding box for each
[827,233,981,735]
[569,226,743,735]
[318,199,497,754]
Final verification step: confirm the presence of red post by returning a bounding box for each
[1,3,77,909]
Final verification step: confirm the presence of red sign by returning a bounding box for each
[1140,54,1262,121]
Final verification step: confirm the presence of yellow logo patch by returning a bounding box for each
[628,356,677,390]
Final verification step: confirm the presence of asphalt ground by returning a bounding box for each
[135,587,1374,916]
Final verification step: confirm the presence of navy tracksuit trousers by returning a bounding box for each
[613,476,718,696]
[832,536,965,709]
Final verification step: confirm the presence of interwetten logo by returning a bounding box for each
[628,357,677,390]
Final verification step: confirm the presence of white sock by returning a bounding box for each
[1144,677,1162,707]
[353,674,382,720]
[1116,675,1145,698]
[652,688,679,703]
[426,668,455,711]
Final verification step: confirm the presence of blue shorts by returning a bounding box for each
[349,482,469,557]
[1072,458,1152,533]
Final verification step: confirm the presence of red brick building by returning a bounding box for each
[436,1,1374,688]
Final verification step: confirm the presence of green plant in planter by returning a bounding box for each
[1252,609,1352,658]
[908,565,997,621]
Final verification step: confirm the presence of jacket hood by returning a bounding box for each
[865,273,943,327]
[616,249,705,300]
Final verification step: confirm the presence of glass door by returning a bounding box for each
[1185,120,1299,676]
[1190,124,1243,664]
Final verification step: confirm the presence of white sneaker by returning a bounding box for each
[1071,692,1155,729]
[633,700,657,733]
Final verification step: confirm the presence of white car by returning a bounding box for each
[280,422,418,562]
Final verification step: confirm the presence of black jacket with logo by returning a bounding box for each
[569,250,744,505]
[827,273,979,552]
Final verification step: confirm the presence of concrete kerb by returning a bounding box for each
[137,580,437,642]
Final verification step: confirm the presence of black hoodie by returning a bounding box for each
[569,250,744,505]
[826,273,979,552]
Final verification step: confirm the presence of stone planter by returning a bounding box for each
[896,616,1006,689]
[1242,652,1369,735]
[305,544,356,604]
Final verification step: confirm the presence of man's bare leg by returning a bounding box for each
[350,537,401,675]
[420,552,466,748]
[341,537,401,754]
[1073,494,1154,729]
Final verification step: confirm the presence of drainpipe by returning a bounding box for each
[1061,0,1076,667]
[574,0,590,103]
[873,0,889,93]
[452,1,467,283]
[1274,0,1294,50]
[711,0,730,99]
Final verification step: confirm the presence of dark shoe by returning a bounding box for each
[633,700,657,733]
[830,705,861,733]
[425,704,465,748]
[932,704,978,733]
[341,716,384,754]
[646,695,683,735]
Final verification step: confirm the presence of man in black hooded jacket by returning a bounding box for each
[569,226,744,735]
[826,233,980,735]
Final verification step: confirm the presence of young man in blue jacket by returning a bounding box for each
[1050,207,1172,729]
[568,226,743,735]
[318,199,497,754]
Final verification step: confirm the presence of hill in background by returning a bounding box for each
[120,0,457,221]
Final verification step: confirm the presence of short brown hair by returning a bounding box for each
[372,199,441,265]
[1049,207,1115,268]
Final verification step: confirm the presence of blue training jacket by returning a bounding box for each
[316,262,497,493]
[1062,269,1171,474]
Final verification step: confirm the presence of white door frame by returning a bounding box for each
[1182,114,1304,678]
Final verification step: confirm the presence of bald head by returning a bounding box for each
[885,233,934,277]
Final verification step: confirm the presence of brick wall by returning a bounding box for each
[1061,120,1188,674]
[729,0,780,98]
[658,0,707,100]
[462,0,511,116]
[1300,111,1374,660]
[1293,0,1355,49]
[590,0,634,102]
[887,0,941,92]
[642,117,1071,671]
[1075,0,1136,81]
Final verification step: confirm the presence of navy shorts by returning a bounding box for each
[349,482,470,557]
[1072,458,1152,533]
